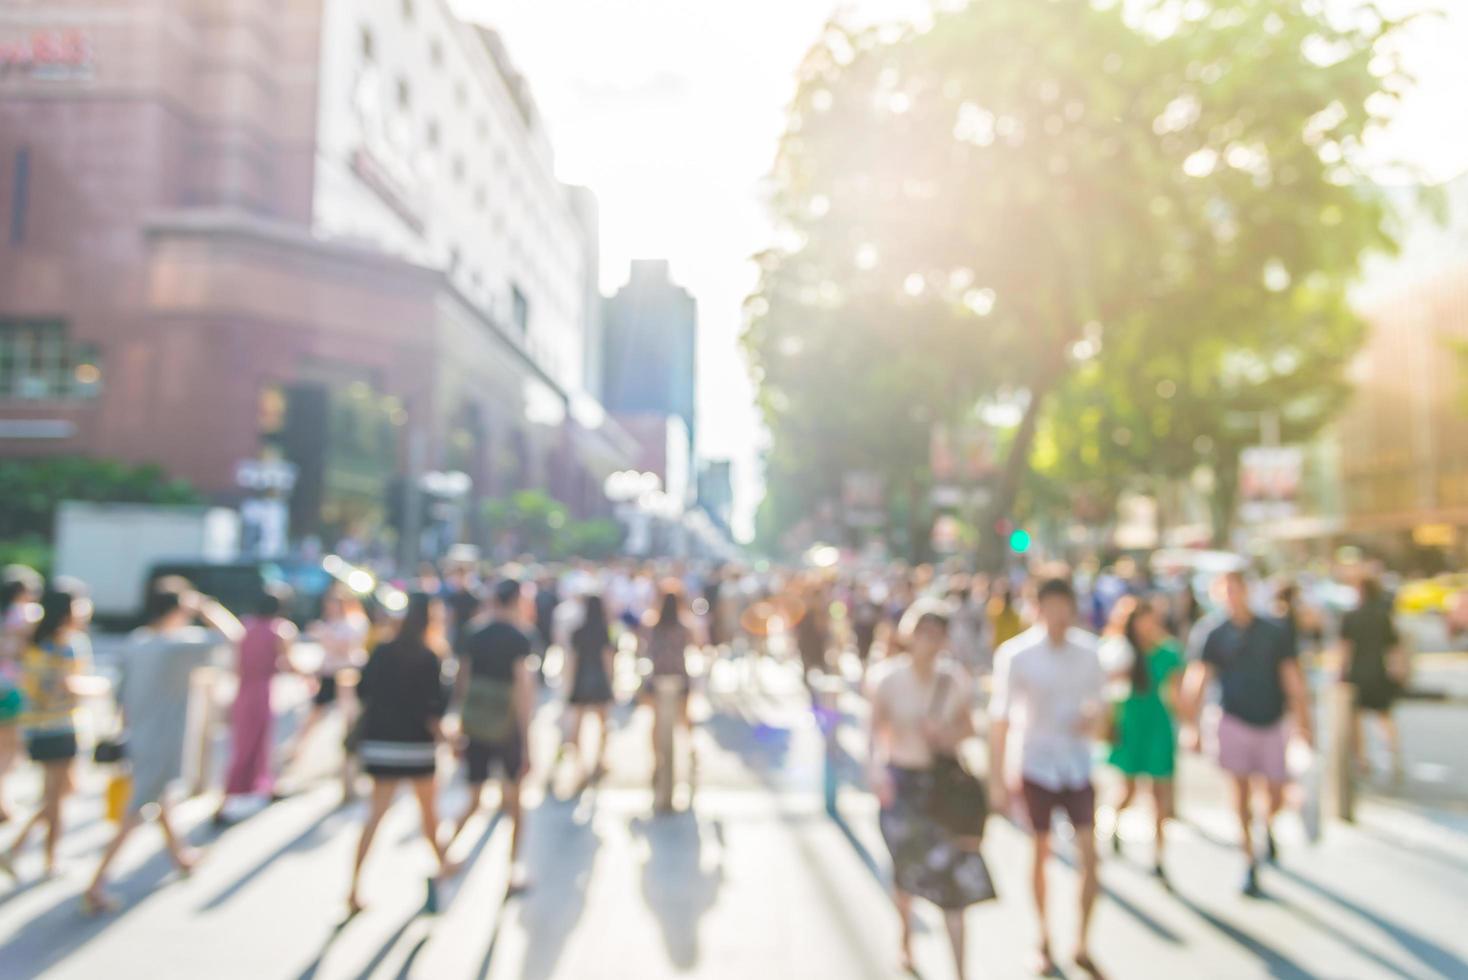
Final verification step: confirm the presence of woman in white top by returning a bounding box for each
[868,599,994,980]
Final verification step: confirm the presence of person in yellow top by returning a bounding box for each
[4,587,101,879]
[987,580,1024,651]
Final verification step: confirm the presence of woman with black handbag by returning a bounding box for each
[868,598,995,980]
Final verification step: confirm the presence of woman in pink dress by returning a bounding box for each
[215,587,296,825]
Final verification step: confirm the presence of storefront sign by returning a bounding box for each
[0,30,92,80]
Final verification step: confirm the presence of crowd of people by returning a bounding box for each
[0,551,1414,977]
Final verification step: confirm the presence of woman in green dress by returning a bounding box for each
[1106,598,1184,881]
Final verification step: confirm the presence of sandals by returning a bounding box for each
[1075,952,1108,979]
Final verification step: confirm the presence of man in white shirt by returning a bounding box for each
[989,577,1106,977]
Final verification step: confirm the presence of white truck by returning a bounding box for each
[53,501,241,624]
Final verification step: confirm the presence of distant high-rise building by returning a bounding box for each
[602,260,697,456]
[698,459,734,532]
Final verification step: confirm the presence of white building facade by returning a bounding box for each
[311,0,594,395]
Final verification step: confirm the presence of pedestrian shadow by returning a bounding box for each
[700,692,793,772]
[195,803,349,912]
[1354,822,1468,879]
[0,875,46,913]
[509,795,602,980]
[1050,840,1184,945]
[293,814,503,980]
[1270,864,1468,979]
[1168,888,1314,980]
[630,810,724,972]
[1263,889,1418,979]
[825,805,888,888]
[1182,816,1468,977]
[0,831,201,975]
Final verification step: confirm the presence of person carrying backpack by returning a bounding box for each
[447,577,535,891]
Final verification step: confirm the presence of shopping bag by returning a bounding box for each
[105,773,133,824]
[1289,740,1322,844]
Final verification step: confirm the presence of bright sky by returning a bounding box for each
[456,0,1468,543]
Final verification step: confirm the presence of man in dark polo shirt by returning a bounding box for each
[447,577,534,891]
[1183,570,1313,896]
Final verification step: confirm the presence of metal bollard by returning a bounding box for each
[652,676,683,813]
[1324,682,1356,824]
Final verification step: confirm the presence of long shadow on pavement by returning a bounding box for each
[0,831,202,976]
[1271,864,1468,979]
[1047,833,1184,945]
[630,810,724,972]
[499,795,600,980]
[196,802,351,912]
[1168,888,1313,980]
[293,813,504,980]
[1183,817,1468,978]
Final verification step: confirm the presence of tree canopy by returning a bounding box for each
[745,0,1412,561]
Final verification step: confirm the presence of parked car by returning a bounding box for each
[143,555,406,628]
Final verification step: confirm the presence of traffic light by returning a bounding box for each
[1008,527,1032,554]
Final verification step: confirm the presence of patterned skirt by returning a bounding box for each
[879,766,997,910]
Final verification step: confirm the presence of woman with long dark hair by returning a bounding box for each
[1105,597,1184,880]
[3,588,91,878]
[561,593,615,780]
[347,593,456,914]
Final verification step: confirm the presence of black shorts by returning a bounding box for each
[27,731,79,763]
[313,673,339,707]
[1021,779,1096,835]
[465,738,523,784]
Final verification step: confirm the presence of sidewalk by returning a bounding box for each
[0,654,1465,978]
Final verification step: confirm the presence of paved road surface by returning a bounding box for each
[1,655,1466,979]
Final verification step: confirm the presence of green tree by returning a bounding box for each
[480,490,624,560]
[0,456,201,541]
[748,0,1410,564]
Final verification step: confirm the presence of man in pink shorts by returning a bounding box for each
[1184,571,1313,896]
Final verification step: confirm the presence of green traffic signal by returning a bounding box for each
[1008,527,1032,554]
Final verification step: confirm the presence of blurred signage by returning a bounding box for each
[1412,524,1457,548]
[236,458,298,493]
[0,30,92,80]
[1239,445,1303,523]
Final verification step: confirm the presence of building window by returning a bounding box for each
[396,77,411,111]
[402,0,414,20]
[455,79,467,108]
[9,147,30,245]
[426,119,439,148]
[360,26,374,62]
[429,38,442,67]
[452,154,465,182]
[476,117,489,141]
[474,184,486,210]
[511,286,529,335]
[0,319,101,400]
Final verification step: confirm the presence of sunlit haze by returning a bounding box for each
[465,0,1465,543]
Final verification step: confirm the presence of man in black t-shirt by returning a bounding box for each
[1183,571,1313,897]
[442,564,484,648]
[448,577,534,888]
